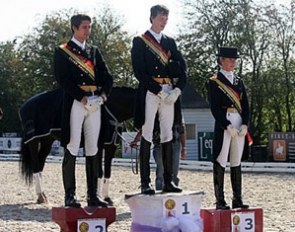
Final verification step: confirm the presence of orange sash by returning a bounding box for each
[210,75,253,145]
[210,75,242,113]
[59,43,95,81]
[140,34,170,66]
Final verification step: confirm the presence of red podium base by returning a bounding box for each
[200,208,263,232]
[52,206,116,232]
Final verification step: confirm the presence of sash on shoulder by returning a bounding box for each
[210,75,242,113]
[210,75,253,145]
[140,34,170,66]
[59,43,95,81]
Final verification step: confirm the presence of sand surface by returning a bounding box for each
[0,161,294,231]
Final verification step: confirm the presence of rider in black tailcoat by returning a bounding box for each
[55,43,112,147]
[54,14,112,208]
[131,5,187,194]
[208,46,250,210]
[132,30,186,130]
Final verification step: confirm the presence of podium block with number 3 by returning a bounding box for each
[200,208,263,232]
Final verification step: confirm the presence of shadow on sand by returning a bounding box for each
[0,202,52,222]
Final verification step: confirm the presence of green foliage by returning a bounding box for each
[88,7,135,87]
[0,7,133,132]
[179,0,295,144]
[1,0,295,144]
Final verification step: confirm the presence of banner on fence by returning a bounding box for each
[269,132,295,162]
[0,133,21,154]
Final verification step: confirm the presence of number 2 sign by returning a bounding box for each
[77,218,106,232]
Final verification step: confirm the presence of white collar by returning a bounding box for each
[148,29,162,43]
[220,69,234,84]
[71,36,86,50]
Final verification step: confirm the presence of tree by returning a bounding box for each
[0,6,134,132]
[178,0,250,97]
[89,7,135,87]
[18,10,73,96]
[178,0,295,144]
[0,41,26,131]
[267,2,295,131]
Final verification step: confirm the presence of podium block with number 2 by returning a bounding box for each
[200,208,263,232]
[52,206,116,232]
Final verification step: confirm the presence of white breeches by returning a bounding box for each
[217,111,245,168]
[142,84,174,143]
[67,99,101,156]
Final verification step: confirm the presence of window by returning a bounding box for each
[185,124,196,139]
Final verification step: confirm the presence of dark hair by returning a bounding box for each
[217,57,221,65]
[150,5,169,23]
[70,14,91,33]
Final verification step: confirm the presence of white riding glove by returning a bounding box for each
[165,87,181,104]
[227,124,239,138]
[239,125,248,137]
[158,90,170,101]
[100,93,107,102]
[97,96,104,105]
[85,96,104,112]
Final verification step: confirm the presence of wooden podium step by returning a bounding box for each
[52,206,116,232]
[200,208,263,232]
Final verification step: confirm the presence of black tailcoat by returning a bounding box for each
[208,72,250,161]
[54,40,113,147]
[131,31,187,130]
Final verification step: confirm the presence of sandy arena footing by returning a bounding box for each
[0,161,294,232]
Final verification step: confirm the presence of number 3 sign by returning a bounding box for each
[231,211,255,232]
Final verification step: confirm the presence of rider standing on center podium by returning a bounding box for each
[208,47,250,210]
[131,5,187,195]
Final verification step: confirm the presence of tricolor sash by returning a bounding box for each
[59,43,95,81]
[140,34,170,66]
[210,75,242,113]
[210,75,253,145]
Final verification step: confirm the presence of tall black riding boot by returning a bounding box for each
[86,155,108,207]
[231,165,249,209]
[213,161,230,210]
[63,149,81,208]
[139,137,155,195]
[162,141,182,193]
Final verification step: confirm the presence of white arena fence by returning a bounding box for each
[1,153,295,173]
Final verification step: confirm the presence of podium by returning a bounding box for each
[201,208,263,232]
[125,191,204,232]
[52,206,116,232]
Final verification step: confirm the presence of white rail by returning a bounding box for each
[2,153,295,173]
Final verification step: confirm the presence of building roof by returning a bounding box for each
[181,83,209,109]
